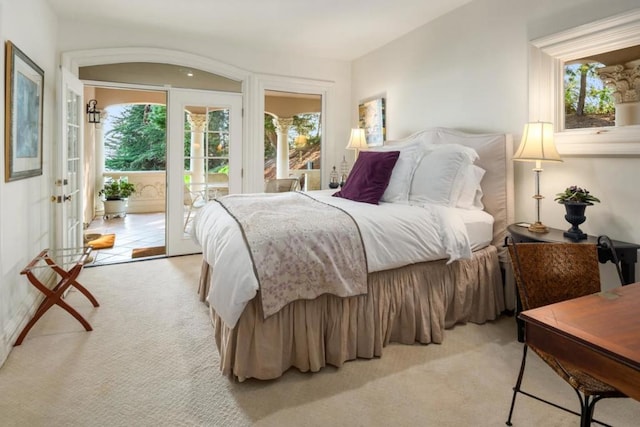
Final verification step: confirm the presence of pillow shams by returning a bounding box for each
[456,165,486,210]
[370,139,426,203]
[332,150,400,204]
[409,144,478,207]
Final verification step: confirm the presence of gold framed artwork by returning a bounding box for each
[5,41,44,182]
[358,97,386,147]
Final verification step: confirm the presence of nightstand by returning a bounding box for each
[507,223,640,341]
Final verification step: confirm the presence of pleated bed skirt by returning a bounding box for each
[199,244,505,381]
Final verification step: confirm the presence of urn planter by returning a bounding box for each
[562,201,592,240]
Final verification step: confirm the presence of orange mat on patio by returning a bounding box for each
[131,246,166,259]
[86,234,116,249]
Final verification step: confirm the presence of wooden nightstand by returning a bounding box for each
[507,223,640,341]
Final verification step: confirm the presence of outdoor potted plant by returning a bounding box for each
[99,178,136,218]
[554,185,600,240]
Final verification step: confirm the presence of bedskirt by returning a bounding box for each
[200,245,504,381]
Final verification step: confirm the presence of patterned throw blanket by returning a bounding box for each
[217,192,368,318]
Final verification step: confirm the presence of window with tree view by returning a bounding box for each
[564,62,615,130]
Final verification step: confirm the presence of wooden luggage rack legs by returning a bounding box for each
[16,247,99,346]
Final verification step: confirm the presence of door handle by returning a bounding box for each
[51,194,72,203]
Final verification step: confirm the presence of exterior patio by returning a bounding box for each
[84,212,167,266]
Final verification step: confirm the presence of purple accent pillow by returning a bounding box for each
[333,150,400,204]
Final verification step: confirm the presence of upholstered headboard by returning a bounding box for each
[392,128,515,264]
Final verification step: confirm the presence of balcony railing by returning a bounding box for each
[103,171,166,213]
[101,168,320,215]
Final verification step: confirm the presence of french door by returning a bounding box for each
[166,88,243,255]
[53,68,84,263]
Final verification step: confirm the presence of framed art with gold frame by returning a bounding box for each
[4,40,44,182]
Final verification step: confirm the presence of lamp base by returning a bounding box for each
[528,221,549,233]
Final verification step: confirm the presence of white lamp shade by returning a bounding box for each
[513,122,562,162]
[346,128,368,150]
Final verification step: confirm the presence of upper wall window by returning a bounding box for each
[564,61,614,130]
[529,9,640,156]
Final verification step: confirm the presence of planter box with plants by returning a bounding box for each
[99,178,136,219]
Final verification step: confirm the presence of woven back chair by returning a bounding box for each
[206,173,229,198]
[505,240,626,426]
[509,243,601,311]
[265,178,300,193]
[183,185,206,232]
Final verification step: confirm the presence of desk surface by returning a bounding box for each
[520,283,640,401]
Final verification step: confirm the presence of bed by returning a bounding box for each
[194,127,514,381]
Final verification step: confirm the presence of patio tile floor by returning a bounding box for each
[84,212,166,266]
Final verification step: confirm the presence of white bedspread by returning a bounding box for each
[193,190,475,327]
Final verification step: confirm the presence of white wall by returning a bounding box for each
[352,0,640,284]
[0,0,58,362]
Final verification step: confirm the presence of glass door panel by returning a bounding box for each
[167,89,242,255]
[263,91,322,191]
[184,108,231,206]
[54,69,84,268]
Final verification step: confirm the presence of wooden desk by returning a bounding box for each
[520,283,640,402]
[508,224,640,342]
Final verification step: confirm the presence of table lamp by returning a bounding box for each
[346,128,368,159]
[513,122,563,233]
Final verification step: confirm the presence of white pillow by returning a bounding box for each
[456,165,486,210]
[409,144,478,207]
[370,138,426,203]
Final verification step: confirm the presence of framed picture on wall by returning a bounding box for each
[358,97,386,147]
[4,40,44,182]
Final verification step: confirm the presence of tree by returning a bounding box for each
[105,105,167,171]
[292,113,321,147]
[576,63,589,116]
[264,114,277,158]
[564,62,614,116]
[106,105,319,174]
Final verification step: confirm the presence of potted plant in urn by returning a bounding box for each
[554,185,600,240]
[99,178,136,219]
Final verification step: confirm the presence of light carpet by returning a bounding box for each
[0,254,637,427]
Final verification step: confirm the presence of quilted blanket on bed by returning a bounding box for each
[217,192,368,318]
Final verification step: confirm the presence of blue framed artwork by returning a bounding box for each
[358,97,385,147]
[5,41,44,182]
